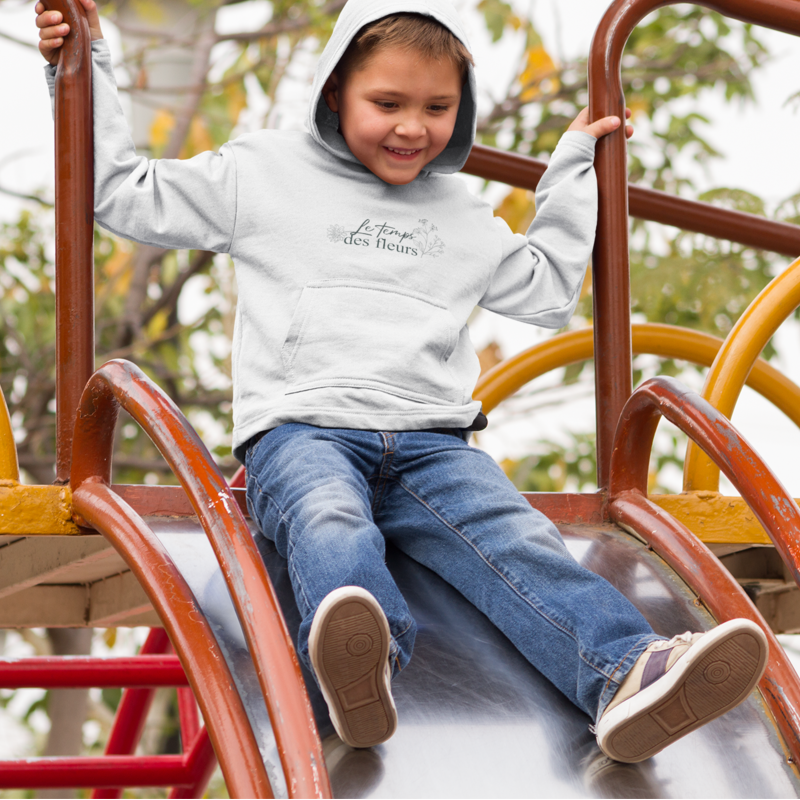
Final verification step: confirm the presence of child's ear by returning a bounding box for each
[322,72,340,113]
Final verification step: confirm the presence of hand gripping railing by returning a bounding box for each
[41,0,95,482]
[684,257,800,491]
[588,0,800,490]
[70,359,331,799]
[608,375,800,765]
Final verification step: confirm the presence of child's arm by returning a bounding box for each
[478,111,631,328]
[37,0,237,254]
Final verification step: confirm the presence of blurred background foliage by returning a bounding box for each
[0,0,799,790]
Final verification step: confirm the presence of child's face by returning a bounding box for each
[322,45,463,185]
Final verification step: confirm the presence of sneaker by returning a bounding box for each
[595,618,768,763]
[308,586,397,748]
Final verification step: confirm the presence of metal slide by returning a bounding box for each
[152,512,799,798]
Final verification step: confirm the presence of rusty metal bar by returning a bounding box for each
[463,145,800,258]
[607,375,800,763]
[71,481,272,799]
[588,0,800,490]
[42,0,95,483]
[71,359,331,799]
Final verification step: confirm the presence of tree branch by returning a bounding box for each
[141,250,215,328]
[0,30,38,50]
[215,0,346,43]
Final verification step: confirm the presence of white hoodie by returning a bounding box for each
[46,0,599,460]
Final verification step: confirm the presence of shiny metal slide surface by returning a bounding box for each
[151,517,798,799]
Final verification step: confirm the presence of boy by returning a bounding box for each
[37,0,768,764]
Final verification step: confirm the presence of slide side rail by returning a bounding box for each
[608,375,800,766]
[70,359,331,799]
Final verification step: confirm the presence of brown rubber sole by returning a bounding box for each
[309,587,397,749]
[597,621,768,763]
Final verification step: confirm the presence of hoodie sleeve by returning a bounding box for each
[478,131,597,328]
[45,40,237,253]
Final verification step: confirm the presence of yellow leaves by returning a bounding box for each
[627,98,649,118]
[495,187,536,234]
[146,309,169,340]
[477,341,504,376]
[519,45,559,103]
[579,268,592,300]
[131,0,165,25]
[224,82,248,127]
[149,109,175,154]
[182,117,215,158]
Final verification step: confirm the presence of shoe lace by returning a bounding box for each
[665,631,699,647]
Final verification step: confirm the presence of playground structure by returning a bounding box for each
[1,0,800,795]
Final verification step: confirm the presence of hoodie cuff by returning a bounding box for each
[44,63,57,119]
[553,130,597,160]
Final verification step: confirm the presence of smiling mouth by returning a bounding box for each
[384,146,422,156]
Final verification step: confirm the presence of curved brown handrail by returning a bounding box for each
[41,0,95,483]
[463,145,800,258]
[70,360,331,799]
[607,375,800,763]
[72,482,271,798]
[589,0,800,489]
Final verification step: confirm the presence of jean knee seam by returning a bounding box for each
[396,479,617,681]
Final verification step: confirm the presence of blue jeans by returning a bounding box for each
[245,424,663,722]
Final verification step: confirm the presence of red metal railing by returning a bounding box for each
[41,0,95,483]
[463,145,800,258]
[587,0,800,488]
[0,629,217,795]
[70,358,331,798]
[607,375,800,764]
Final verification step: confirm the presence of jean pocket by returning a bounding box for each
[281,280,462,404]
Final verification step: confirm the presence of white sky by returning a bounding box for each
[1,0,800,493]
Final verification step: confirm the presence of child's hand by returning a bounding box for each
[36,0,103,66]
[568,107,634,140]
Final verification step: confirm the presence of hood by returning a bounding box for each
[307,0,477,175]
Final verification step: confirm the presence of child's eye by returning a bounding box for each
[375,101,398,110]
[428,105,449,113]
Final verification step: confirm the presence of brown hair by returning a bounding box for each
[336,13,474,80]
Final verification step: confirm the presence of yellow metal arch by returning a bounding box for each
[0,386,19,482]
[475,321,800,546]
[683,257,800,492]
[475,322,800,428]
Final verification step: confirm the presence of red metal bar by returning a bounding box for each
[462,145,800,258]
[607,375,800,764]
[71,482,272,798]
[0,756,188,790]
[0,656,187,688]
[71,360,331,799]
[91,628,172,800]
[230,464,246,488]
[588,0,800,489]
[177,687,201,748]
[169,727,218,800]
[41,0,95,483]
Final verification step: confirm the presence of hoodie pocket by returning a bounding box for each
[281,280,462,404]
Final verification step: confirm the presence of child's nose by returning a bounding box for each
[395,114,425,139]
